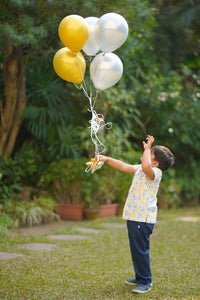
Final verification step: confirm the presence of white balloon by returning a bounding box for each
[95,13,129,53]
[90,53,123,91]
[82,17,100,56]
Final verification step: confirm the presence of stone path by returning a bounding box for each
[178,216,200,222]
[76,227,105,234]
[1,216,199,260]
[7,217,200,259]
[102,222,126,228]
[0,222,127,260]
[48,234,89,241]
[19,243,59,250]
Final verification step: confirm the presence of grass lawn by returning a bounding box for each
[0,207,199,299]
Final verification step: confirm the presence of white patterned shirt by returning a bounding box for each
[122,164,162,223]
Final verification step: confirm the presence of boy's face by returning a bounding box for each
[140,149,159,167]
[150,150,159,167]
[141,150,159,167]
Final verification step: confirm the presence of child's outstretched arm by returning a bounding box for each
[141,135,157,180]
[96,155,134,174]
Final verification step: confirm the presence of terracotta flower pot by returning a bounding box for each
[98,203,118,218]
[83,207,100,220]
[56,204,84,220]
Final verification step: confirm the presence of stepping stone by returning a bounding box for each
[178,217,200,222]
[48,234,89,241]
[19,243,58,250]
[102,222,126,228]
[0,251,24,260]
[156,220,167,224]
[76,227,104,234]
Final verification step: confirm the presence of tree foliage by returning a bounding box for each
[0,0,199,205]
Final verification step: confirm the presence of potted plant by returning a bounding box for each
[40,158,86,220]
[96,166,119,218]
[82,179,100,220]
[81,170,118,219]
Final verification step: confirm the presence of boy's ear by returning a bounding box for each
[152,160,159,168]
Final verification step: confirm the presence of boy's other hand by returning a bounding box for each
[143,135,154,150]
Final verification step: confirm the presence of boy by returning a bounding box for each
[97,135,175,294]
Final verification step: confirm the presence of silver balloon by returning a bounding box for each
[94,13,129,53]
[90,53,123,91]
[82,17,100,56]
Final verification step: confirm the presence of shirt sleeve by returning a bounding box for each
[153,167,162,183]
[133,164,142,173]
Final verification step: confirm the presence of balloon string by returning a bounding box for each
[74,54,112,172]
[81,84,112,156]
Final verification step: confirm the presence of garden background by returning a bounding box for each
[0,0,200,229]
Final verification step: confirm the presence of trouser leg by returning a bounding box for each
[127,220,154,285]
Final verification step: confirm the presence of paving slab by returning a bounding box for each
[156,220,167,224]
[102,222,126,228]
[76,227,105,234]
[48,234,89,241]
[178,217,200,222]
[19,243,59,250]
[0,251,24,260]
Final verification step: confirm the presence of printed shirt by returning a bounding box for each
[122,164,162,224]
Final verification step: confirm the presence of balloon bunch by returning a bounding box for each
[53,13,129,173]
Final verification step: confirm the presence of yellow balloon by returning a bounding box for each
[53,47,86,84]
[58,15,89,53]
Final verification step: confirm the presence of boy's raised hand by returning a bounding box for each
[143,135,154,150]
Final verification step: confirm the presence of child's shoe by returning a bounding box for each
[125,278,153,287]
[125,278,138,285]
[132,283,151,293]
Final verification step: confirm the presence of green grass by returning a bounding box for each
[0,207,200,299]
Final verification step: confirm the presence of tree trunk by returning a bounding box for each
[0,44,27,158]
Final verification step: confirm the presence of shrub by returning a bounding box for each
[40,158,86,205]
[0,214,15,238]
[0,197,58,227]
[81,174,100,208]
[0,149,43,202]
[14,146,44,187]
[158,169,182,209]
[0,159,22,201]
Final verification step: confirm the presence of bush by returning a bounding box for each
[14,147,43,186]
[0,214,15,238]
[158,169,182,209]
[40,157,134,208]
[0,159,22,201]
[0,197,58,227]
[176,164,200,206]
[0,149,43,202]
[81,174,100,208]
[40,158,86,205]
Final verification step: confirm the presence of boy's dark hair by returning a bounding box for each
[151,145,175,171]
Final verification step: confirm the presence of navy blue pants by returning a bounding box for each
[127,220,154,285]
